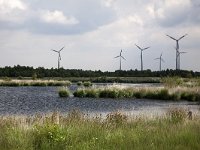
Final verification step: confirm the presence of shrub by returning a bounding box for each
[77,81,83,86]
[83,81,92,87]
[58,88,70,98]
[73,89,86,98]
[85,89,99,98]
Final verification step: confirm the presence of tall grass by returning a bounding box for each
[58,87,70,98]
[0,80,71,87]
[0,110,200,150]
[73,86,200,101]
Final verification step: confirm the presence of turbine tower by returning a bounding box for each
[51,46,64,69]
[135,44,150,71]
[166,34,187,70]
[154,53,165,71]
[178,51,187,70]
[114,49,126,71]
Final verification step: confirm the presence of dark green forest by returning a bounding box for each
[0,65,199,78]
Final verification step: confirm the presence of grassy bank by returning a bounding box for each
[73,86,200,101]
[0,109,200,150]
[0,80,71,87]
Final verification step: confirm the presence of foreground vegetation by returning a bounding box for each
[0,109,200,150]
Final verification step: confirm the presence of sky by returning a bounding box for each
[0,0,200,71]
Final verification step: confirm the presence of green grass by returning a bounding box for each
[73,87,200,101]
[0,110,200,150]
[58,88,70,97]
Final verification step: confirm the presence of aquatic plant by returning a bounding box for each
[73,86,200,101]
[77,81,83,86]
[58,88,70,97]
[83,81,93,87]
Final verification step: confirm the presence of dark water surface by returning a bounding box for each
[0,86,199,117]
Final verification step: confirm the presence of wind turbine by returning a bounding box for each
[166,34,187,70]
[114,49,126,71]
[51,46,65,69]
[154,53,165,71]
[135,44,150,71]
[178,51,187,70]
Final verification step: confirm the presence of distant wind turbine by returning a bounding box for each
[135,44,150,71]
[154,53,165,71]
[166,34,187,70]
[51,46,65,69]
[177,50,187,70]
[114,49,126,71]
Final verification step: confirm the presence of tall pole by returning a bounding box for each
[159,57,161,71]
[141,51,143,71]
[120,56,121,71]
[58,56,60,69]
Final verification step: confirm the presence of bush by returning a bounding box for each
[83,81,92,87]
[77,81,83,86]
[73,89,86,98]
[58,88,70,97]
[85,89,99,98]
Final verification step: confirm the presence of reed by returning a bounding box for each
[58,87,70,97]
[0,80,71,87]
[0,110,200,150]
[73,86,200,101]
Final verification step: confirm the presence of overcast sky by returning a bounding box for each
[0,0,200,71]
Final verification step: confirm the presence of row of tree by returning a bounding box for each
[0,65,199,78]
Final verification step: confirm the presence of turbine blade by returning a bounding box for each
[121,56,126,60]
[178,34,188,40]
[51,49,59,53]
[166,34,176,41]
[114,56,120,58]
[135,44,142,50]
[143,47,150,50]
[161,58,165,62]
[59,46,65,52]
[180,52,187,54]
[154,58,160,60]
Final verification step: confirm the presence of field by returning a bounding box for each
[0,109,200,150]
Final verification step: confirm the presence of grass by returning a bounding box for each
[0,109,200,150]
[0,79,71,87]
[73,86,200,101]
[58,88,70,98]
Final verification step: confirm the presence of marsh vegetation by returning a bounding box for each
[0,109,200,150]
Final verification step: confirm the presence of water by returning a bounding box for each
[0,85,199,117]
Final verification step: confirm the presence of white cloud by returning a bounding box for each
[40,10,79,25]
[0,0,27,22]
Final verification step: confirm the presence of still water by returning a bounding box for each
[0,84,199,117]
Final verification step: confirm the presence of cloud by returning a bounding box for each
[0,0,27,22]
[146,0,200,27]
[0,0,116,35]
[40,10,79,25]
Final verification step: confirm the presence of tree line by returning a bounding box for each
[0,65,199,78]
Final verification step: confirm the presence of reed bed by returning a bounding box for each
[0,109,200,150]
[73,86,200,101]
[0,79,71,87]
